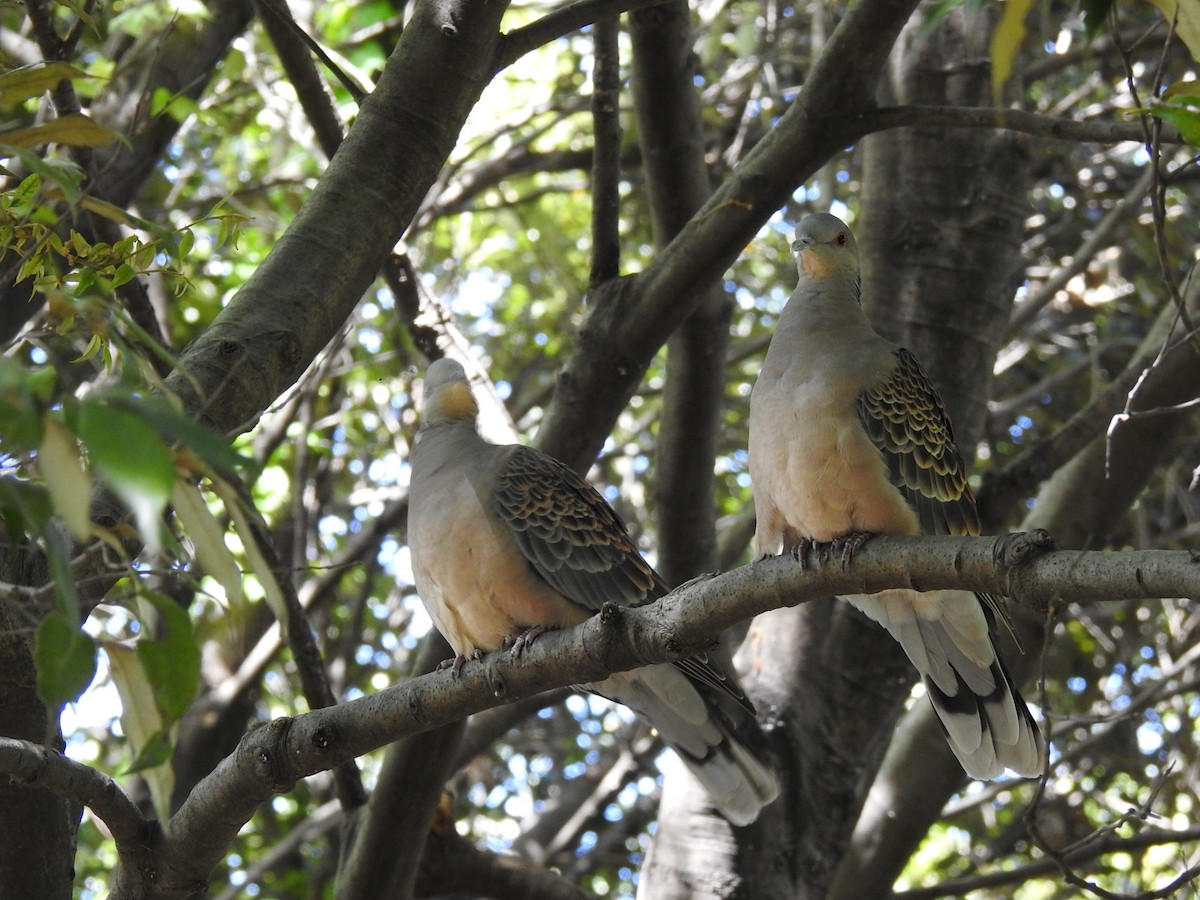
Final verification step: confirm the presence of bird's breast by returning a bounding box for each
[409,470,587,657]
[751,367,918,544]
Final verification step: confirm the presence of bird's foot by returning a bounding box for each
[508,625,546,660]
[830,531,874,567]
[438,654,468,678]
[438,650,483,679]
[789,539,820,569]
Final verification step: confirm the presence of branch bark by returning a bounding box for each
[163,0,511,434]
[7,536,1197,897]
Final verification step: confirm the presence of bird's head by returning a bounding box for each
[791,213,860,283]
[418,358,479,429]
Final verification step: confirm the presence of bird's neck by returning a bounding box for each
[776,276,875,339]
[420,382,480,430]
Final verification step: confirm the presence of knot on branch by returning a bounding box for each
[246,718,299,792]
[994,530,1056,607]
[993,529,1056,567]
[484,655,508,699]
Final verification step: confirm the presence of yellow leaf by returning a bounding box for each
[0,114,117,149]
[171,481,244,608]
[991,0,1036,103]
[38,417,93,541]
[0,62,91,112]
[106,643,174,823]
[211,478,288,623]
[1146,0,1200,62]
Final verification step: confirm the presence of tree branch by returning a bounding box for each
[497,0,669,69]
[852,104,1186,145]
[0,738,150,860]
[5,535,1197,897]
[894,825,1200,900]
[630,0,733,587]
[588,17,622,286]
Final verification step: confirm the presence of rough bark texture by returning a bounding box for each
[0,589,79,900]
[792,7,1035,898]
[629,0,732,589]
[536,0,925,472]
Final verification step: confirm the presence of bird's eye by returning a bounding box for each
[835,232,847,246]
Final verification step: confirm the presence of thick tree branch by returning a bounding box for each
[164,0,511,434]
[497,0,669,69]
[851,104,1186,145]
[6,536,1197,897]
[630,0,733,587]
[538,0,922,469]
[0,737,151,864]
[588,17,622,286]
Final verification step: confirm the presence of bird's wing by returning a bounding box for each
[494,444,666,610]
[856,348,980,538]
[494,443,750,709]
[856,348,1018,643]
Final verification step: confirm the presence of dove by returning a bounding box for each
[748,213,1044,780]
[408,358,779,824]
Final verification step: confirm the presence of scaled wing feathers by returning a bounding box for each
[494,444,666,610]
[855,348,980,538]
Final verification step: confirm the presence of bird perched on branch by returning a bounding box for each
[748,213,1044,780]
[408,358,779,824]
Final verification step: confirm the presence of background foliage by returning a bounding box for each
[2,0,1200,897]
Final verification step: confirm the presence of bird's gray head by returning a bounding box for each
[418,358,479,429]
[791,213,860,282]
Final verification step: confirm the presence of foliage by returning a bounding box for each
[1,0,1199,898]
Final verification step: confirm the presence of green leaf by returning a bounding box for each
[0,476,54,542]
[171,481,244,609]
[1148,105,1200,145]
[0,356,48,450]
[136,591,201,722]
[1082,0,1116,37]
[0,62,92,113]
[0,144,85,204]
[34,612,98,710]
[1162,79,1200,106]
[126,729,174,774]
[42,524,83,623]
[76,397,176,553]
[123,394,256,478]
[990,0,1035,102]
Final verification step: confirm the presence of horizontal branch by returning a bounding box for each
[5,534,1197,897]
[895,824,1200,899]
[852,105,1183,145]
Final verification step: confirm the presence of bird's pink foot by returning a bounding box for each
[789,539,819,569]
[438,655,468,678]
[831,531,874,566]
[438,649,484,678]
[509,625,546,659]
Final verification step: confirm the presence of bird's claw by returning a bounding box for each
[509,626,546,659]
[831,531,874,567]
[438,650,484,679]
[789,539,820,569]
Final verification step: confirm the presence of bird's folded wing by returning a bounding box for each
[494,444,751,710]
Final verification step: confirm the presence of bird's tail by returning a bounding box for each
[849,589,1045,780]
[591,667,780,826]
